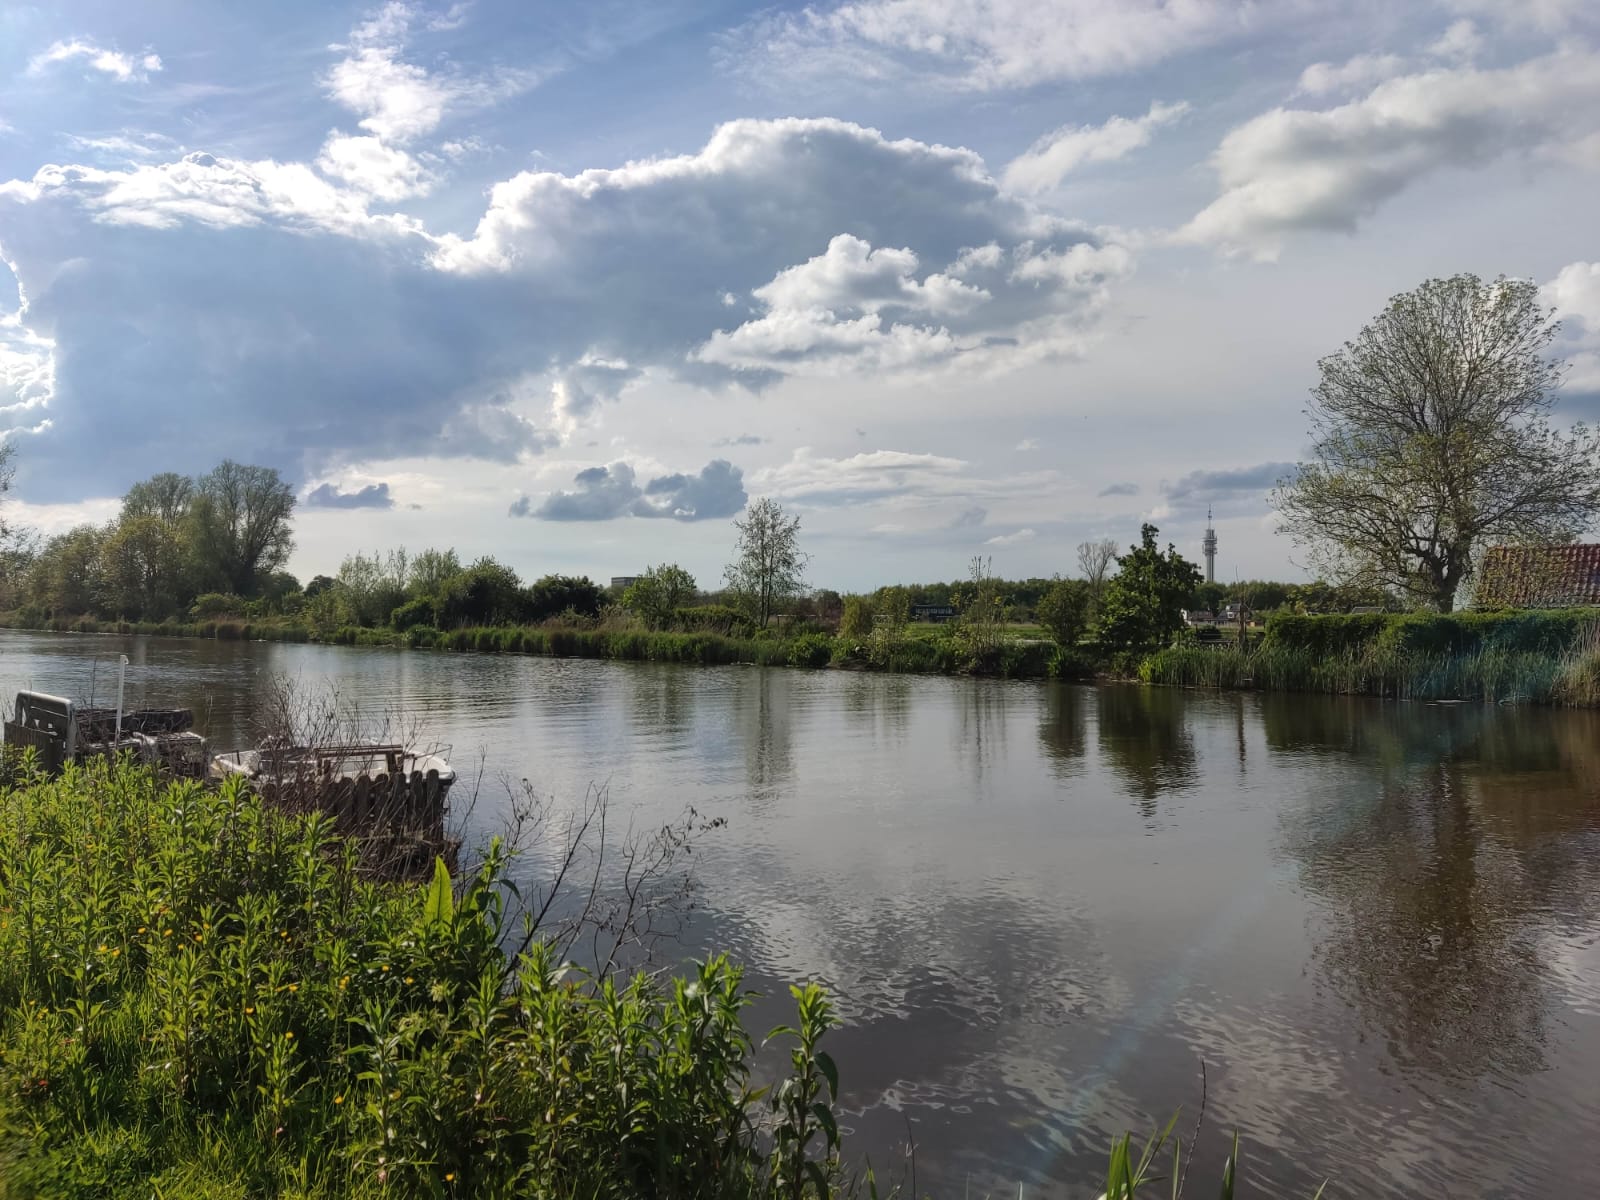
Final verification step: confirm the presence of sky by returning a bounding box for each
[2,0,1599,590]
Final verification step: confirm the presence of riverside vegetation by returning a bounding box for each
[4,454,1600,703]
[0,754,1278,1199]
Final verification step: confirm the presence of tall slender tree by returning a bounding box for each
[723,498,806,628]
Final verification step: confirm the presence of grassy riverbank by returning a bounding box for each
[0,612,1068,679]
[0,758,1264,1199]
[1145,609,1600,706]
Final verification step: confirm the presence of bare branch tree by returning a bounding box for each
[1274,274,1600,611]
[1077,537,1118,595]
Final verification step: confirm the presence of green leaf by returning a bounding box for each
[804,1159,830,1197]
[810,1101,837,1147]
[1218,1132,1238,1200]
[814,1049,839,1101]
[422,855,453,929]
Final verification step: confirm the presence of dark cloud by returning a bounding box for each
[304,481,395,509]
[713,433,766,447]
[638,459,748,520]
[1098,481,1139,497]
[514,458,747,522]
[1,117,1123,499]
[949,505,987,529]
[1164,461,1295,509]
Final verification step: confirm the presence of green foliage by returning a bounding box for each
[837,595,873,639]
[621,564,698,631]
[674,604,754,637]
[434,557,525,628]
[787,633,833,668]
[724,498,807,628]
[523,574,604,623]
[1265,608,1600,657]
[389,596,434,630]
[189,592,246,619]
[1097,525,1203,655]
[1274,273,1600,611]
[0,759,851,1199]
[951,556,1009,667]
[1036,577,1090,649]
[188,461,297,597]
[868,586,910,668]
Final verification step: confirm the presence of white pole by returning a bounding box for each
[114,654,129,756]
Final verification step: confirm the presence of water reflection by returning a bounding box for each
[1037,684,1087,776]
[1278,700,1600,1084]
[1095,685,1200,810]
[2,632,1598,1197]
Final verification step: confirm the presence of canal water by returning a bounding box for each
[2,629,1598,1197]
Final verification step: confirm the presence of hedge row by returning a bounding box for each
[1264,608,1600,657]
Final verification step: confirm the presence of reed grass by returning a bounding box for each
[1142,637,1600,706]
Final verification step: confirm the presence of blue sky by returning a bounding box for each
[2,0,1599,589]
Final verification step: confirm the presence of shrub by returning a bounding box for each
[0,759,853,1199]
[837,595,873,638]
[390,596,435,630]
[189,592,246,619]
[673,605,753,637]
[403,623,439,648]
[788,632,833,668]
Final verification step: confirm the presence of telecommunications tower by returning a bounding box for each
[1202,508,1218,584]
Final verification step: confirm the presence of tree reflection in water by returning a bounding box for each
[1275,696,1600,1079]
[1038,683,1088,778]
[1094,685,1200,817]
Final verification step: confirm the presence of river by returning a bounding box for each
[2,629,1598,1197]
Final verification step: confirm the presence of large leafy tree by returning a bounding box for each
[28,525,106,616]
[1037,577,1091,649]
[622,564,697,630]
[723,498,806,628]
[1097,524,1201,653]
[435,557,525,627]
[122,472,194,525]
[189,461,296,596]
[525,574,604,622]
[101,514,187,619]
[1274,274,1600,612]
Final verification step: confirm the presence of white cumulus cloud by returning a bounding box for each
[1179,47,1600,258]
[316,134,435,200]
[1544,261,1600,393]
[0,116,1127,499]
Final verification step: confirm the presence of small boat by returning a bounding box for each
[3,690,208,778]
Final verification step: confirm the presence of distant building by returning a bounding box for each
[911,603,956,623]
[1473,545,1600,608]
[1184,610,1216,626]
[610,576,641,591]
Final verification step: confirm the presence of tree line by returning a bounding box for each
[0,450,1390,649]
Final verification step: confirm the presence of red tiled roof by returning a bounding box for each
[1474,544,1600,608]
